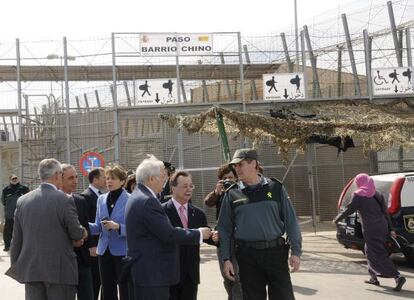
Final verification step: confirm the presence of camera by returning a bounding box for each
[223,179,236,190]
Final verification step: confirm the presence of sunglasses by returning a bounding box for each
[11,177,18,180]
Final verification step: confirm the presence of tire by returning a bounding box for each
[403,251,414,268]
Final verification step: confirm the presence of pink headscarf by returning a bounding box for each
[354,173,376,198]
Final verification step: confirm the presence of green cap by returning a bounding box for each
[230,148,258,165]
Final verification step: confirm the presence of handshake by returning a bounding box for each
[198,227,219,242]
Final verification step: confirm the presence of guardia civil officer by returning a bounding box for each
[217,149,302,300]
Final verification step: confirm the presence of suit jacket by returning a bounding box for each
[125,183,200,287]
[88,189,129,256]
[81,187,99,247]
[162,200,211,285]
[6,183,84,285]
[73,193,93,266]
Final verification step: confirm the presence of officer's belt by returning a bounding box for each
[235,237,285,250]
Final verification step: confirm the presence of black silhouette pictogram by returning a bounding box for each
[139,80,151,97]
[373,70,388,85]
[403,68,412,84]
[162,80,174,97]
[290,75,301,93]
[266,76,278,93]
[389,69,400,84]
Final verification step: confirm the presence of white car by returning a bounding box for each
[336,172,414,266]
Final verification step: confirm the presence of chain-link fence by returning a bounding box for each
[1,1,414,225]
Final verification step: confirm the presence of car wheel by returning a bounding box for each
[404,255,414,268]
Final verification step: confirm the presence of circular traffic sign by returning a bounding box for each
[79,151,105,177]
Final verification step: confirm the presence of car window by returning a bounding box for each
[340,178,393,209]
[373,180,393,207]
[341,182,357,208]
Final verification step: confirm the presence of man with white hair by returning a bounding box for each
[125,155,212,300]
[6,158,87,300]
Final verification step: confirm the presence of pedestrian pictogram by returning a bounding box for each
[372,67,414,96]
[79,152,105,177]
[263,73,305,101]
[136,78,178,105]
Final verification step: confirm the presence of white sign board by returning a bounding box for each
[139,33,213,56]
[372,67,414,96]
[136,78,178,105]
[263,73,305,101]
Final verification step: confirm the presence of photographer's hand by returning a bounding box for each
[215,180,224,195]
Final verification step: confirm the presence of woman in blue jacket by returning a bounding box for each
[89,164,130,300]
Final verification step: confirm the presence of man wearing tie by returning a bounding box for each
[162,171,213,300]
[61,164,94,300]
[81,167,106,300]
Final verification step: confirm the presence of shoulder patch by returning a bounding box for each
[269,177,283,185]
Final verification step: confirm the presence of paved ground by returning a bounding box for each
[1,222,414,299]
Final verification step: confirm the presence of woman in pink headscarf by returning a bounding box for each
[334,173,406,291]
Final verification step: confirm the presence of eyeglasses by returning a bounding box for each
[11,177,18,180]
[176,184,196,190]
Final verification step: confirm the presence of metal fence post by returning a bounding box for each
[406,27,412,67]
[111,33,120,162]
[63,37,71,163]
[363,30,373,101]
[303,25,321,98]
[16,38,23,179]
[342,14,361,96]
[238,32,245,113]
[387,1,403,67]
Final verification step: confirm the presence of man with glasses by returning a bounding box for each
[163,171,213,300]
[1,174,29,251]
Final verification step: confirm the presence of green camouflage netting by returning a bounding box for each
[159,101,414,160]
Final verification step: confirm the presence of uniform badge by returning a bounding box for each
[267,192,272,198]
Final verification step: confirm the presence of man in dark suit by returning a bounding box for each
[62,164,94,300]
[6,158,87,300]
[159,161,175,203]
[162,171,213,300]
[125,155,212,300]
[81,167,106,300]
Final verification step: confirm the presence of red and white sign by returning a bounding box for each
[79,151,105,177]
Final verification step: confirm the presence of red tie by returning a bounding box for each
[179,205,188,229]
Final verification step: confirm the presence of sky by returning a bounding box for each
[0,0,354,40]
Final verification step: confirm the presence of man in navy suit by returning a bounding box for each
[125,155,212,300]
[163,171,214,300]
[81,167,106,300]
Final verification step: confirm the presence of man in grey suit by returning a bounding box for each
[6,158,88,300]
